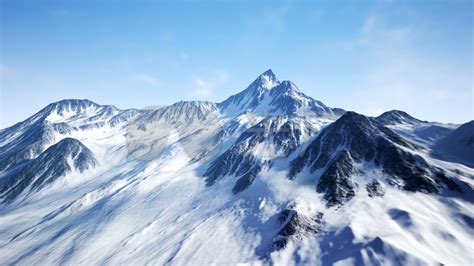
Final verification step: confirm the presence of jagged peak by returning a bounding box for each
[217,70,279,113]
[257,69,279,88]
[162,100,218,114]
[247,69,280,92]
[270,80,301,95]
[261,68,276,77]
[217,70,341,117]
[171,100,216,108]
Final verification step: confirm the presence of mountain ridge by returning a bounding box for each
[0,70,472,265]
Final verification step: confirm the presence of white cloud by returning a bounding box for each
[132,73,160,86]
[190,69,230,98]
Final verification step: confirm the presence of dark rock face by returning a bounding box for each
[203,131,261,189]
[366,180,385,197]
[271,209,323,251]
[376,142,439,193]
[316,150,358,206]
[204,116,314,194]
[0,121,56,172]
[289,111,454,206]
[0,138,97,203]
[290,112,418,180]
[232,165,261,194]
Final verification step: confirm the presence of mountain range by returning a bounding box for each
[0,70,472,265]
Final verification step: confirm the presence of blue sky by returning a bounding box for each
[1,0,472,128]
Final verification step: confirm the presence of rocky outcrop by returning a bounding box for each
[204,116,316,193]
[290,111,459,206]
[271,208,323,251]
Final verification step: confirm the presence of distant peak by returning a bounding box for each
[376,110,424,125]
[35,99,104,120]
[49,99,100,109]
[382,110,411,117]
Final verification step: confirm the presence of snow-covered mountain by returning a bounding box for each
[0,138,97,203]
[0,70,472,265]
[433,120,474,168]
[218,69,344,117]
[374,110,458,146]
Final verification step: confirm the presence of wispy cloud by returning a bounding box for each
[242,2,292,40]
[342,14,414,52]
[341,14,472,122]
[132,73,160,86]
[0,64,17,80]
[193,78,213,97]
[190,69,229,98]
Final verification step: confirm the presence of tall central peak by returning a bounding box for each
[217,69,344,117]
[253,69,279,90]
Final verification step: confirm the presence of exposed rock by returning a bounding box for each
[290,111,456,206]
[271,209,323,251]
[366,180,385,197]
[205,116,315,193]
[316,150,358,206]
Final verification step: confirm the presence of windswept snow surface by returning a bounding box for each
[0,70,473,265]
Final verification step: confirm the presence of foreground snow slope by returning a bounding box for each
[0,70,473,265]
